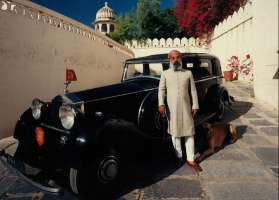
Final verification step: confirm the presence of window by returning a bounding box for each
[125,63,168,80]
[199,59,213,77]
[182,57,200,79]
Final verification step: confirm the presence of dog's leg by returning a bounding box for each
[195,140,215,162]
[229,125,237,143]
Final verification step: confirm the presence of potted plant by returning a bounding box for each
[224,56,240,81]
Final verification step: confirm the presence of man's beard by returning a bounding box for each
[170,61,182,71]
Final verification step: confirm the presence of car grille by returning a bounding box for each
[51,95,64,128]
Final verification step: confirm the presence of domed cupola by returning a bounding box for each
[93,2,116,34]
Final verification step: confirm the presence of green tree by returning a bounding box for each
[140,7,186,40]
[106,7,138,45]
[136,0,161,40]
[107,0,186,44]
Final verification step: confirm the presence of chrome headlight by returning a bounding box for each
[31,99,41,120]
[59,104,75,130]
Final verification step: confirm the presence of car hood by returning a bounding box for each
[64,81,157,103]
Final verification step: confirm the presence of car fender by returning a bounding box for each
[218,84,233,104]
[13,108,40,159]
[137,90,168,137]
[72,116,161,169]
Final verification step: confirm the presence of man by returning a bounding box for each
[158,50,202,171]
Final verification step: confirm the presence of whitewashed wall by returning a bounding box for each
[210,2,253,79]
[0,0,134,139]
[209,0,278,107]
[125,37,209,58]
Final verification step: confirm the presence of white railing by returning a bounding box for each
[125,37,204,49]
[0,0,135,58]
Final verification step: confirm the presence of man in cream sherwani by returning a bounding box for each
[158,50,202,171]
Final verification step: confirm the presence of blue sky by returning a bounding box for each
[29,0,177,29]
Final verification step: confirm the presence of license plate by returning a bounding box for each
[7,155,26,174]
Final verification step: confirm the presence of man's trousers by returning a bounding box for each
[171,136,194,161]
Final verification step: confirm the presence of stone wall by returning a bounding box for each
[209,0,278,107]
[125,37,209,58]
[0,0,134,139]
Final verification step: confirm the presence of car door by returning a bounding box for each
[196,57,217,112]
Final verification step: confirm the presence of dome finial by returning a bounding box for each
[105,2,108,7]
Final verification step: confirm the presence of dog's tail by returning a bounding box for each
[229,124,237,143]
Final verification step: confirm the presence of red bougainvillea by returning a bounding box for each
[173,0,245,40]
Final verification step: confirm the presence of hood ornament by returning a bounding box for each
[64,69,77,94]
[64,81,71,94]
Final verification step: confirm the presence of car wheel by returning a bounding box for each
[70,148,124,197]
[216,95,225,121]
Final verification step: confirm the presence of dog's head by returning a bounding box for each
[201,122,214,138]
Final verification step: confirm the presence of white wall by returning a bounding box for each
[0,0,134,139]
[209,0,278,107]
[252,0,278,107]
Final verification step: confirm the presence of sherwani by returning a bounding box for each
[158,66,199,137]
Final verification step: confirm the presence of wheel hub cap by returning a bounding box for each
[99,157,118,183]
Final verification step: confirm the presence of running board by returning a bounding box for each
[194,112,217,126]
[0,150,64,193]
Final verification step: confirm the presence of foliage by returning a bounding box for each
[173,0,246,41]
[227,54,253,81]
[106,7,138,45]
[106,0,186,44]
[241,54,253,81]
[227,56,241,72]
[139,8,187,40]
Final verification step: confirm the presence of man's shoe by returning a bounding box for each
[186,161,202,172]
[176,157,183,169]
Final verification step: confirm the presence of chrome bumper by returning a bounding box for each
[0,149,64,193]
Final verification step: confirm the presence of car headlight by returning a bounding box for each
[59,104,75,130]
[31,99,42,120]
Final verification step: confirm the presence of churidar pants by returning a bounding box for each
[172,136,194,161]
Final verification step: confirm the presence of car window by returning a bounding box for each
[182,57,200,79]
[125,63,168,80]
[199,59,213,77]
[215,59,222,76]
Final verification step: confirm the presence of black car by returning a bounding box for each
[1,53,233,196]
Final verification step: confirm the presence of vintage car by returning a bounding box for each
[0,53,233,197]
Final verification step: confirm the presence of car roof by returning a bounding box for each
[125,53,219,64]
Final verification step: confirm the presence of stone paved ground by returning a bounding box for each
[0,80,278,200]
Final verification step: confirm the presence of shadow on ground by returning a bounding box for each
[191,100,253,162]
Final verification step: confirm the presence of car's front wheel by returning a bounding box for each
[70,148,124,198]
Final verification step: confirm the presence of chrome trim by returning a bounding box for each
[87,88,157,103]
[0,154,63,193]
[59,104,76,130]
[124,76,161,81]
[60,136,68,147]
[40,123,70,134]
[98,156,118,183]
[95,112,103,117]
[31,98,48,120]
[195,76,217,83]
[60,94,84,115]
[137,91,155,127]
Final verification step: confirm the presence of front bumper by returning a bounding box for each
[0,149,63,193]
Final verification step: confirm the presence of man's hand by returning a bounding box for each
[158,105,165,117]
[192,109,198,117]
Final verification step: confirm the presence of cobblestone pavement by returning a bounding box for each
[0,80,278,200]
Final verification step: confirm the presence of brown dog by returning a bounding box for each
[195,122,237,162]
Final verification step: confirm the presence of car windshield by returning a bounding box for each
[124,62,169,80]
